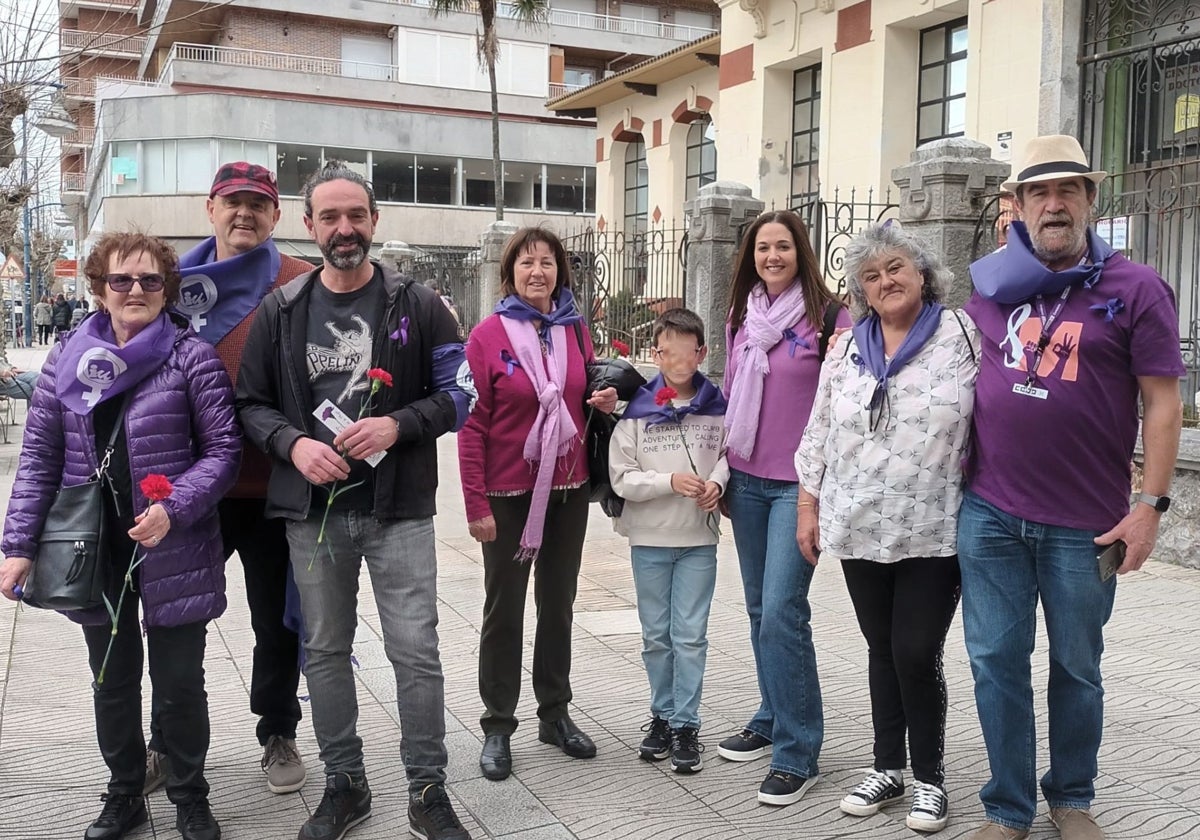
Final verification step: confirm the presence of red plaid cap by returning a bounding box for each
[210,161,279,205]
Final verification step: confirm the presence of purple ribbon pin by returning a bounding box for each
[13,584,22,599]
[390,315,410,346]
[500,350,520,376]
[783,327,810,358]
[1089,297,1124,323]
[850,352,867,375]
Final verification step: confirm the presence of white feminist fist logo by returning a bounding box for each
[76,349,128,408]
[177,275,219,333]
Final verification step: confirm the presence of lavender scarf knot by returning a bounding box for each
[497,291,583,562]
[725,281,809,459]
[969,221,1114,304]
[55,311,177,415]
[850,303,944,428]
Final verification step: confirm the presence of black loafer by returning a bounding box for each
[479,733,512,781]
[537,716,597,759]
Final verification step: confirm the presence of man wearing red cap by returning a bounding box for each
[139,162,313,796]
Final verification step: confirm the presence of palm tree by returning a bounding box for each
[428,0,548,220]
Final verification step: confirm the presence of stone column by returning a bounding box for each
[479,221,517,318]
[890,138,1011,307]
[683,181,764,381]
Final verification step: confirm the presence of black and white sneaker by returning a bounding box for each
[840,770,906,816]
[716,729,772,762]
[756,769,819,806]
[670,726,704,774]
[638,717,671,761]
[906,780,949,833]
[299,773,371,840]
[408,784,470,840]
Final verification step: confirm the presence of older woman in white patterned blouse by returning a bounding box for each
[793,222,979,835]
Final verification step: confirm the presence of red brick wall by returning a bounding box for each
[218,9,386,57]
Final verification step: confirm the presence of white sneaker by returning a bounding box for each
[907,780,949,833]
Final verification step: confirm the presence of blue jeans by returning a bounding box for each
[630,544,718,730]
[725,469,823,779]
[958,492,1116,830]
[287,512,448,792]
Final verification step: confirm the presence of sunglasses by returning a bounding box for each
[105,273,166,293]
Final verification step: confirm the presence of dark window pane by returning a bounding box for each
[276,143,321,197]
[372,151,414,203]
[584,167,596,213]
[416,154,457,205]
[463,158,495,208]
[921,28,945,64]
[920,66,944,102]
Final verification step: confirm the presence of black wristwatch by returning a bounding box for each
[1137,492,1171,513]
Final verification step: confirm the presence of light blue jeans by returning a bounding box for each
[288,512,448,793]
[958,492,1116,830]
[630,544,718,730]
[725,469,823,779]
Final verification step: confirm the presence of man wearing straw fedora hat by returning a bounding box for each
[959,135,1185,840]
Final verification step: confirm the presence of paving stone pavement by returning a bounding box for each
[0,343,1197,839]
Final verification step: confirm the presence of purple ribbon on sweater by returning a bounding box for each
[55,312,177,415]
[390,316,410,345]
[1090,297,1125,322]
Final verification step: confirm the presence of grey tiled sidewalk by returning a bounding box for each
[0,343,1197,839]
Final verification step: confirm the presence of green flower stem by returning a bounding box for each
[96,541,143,685]
[673,411,720,539]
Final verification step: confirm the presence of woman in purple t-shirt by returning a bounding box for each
[715,211,849,807]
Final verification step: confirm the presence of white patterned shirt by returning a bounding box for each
[794,310,980,563]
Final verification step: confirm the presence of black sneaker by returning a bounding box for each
[84,793,147,840]
[757,769,819,806]
[176,798,221,840]
[906,780,949,833]
[716,728,772,762]
[638,717,671,761]
[299,773,372,840]
[670,726,704,774]
[840,771,905,816]
[408,784,470,840]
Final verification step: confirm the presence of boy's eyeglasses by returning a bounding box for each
[105,273,166,293]
[650,347,701,360]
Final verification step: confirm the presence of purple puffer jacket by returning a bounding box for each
[1,319,242,627]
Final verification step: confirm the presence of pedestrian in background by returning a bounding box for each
[51,292,72,336]
[33,296,52,345]
[609,307,728,775]
[0,231,241,840]
[458,227,617,782]
[716,210,850,807]
[795,223,977,833]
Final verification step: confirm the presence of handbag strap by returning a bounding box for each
[95,394,131,479]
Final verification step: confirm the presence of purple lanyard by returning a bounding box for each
[1024,286,1072,386]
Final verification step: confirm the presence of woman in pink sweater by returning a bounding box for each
[458,227,617,782]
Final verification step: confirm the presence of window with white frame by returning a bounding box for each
[917,18,968,145]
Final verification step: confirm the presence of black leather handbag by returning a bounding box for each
[579,340,647,516]
[21,398,127,611]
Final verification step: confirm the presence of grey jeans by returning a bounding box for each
[287,511,448,791]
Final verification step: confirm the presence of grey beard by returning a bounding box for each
[323,244,368,270]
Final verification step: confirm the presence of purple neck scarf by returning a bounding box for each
[177,236,281,343]
[850,303,944,420]
[494,287,584,337]
[969,221,1114,304]
[623,373,728,428]
[55,311,176,415]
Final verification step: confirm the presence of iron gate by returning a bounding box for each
[1080,0,1200,407]
[790,186,899,296]
[563,225,688,360]
[407,246,481,337]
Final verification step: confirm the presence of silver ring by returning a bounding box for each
[151,537,160,545]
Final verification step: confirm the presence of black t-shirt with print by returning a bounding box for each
[305,268,386,513]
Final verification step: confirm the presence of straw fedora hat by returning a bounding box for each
[1002,134,1107,193]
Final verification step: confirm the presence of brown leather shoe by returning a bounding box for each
[968,822,1030,840]
[1050,807,1105,840]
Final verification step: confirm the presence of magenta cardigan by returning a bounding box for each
[457,314,594,523]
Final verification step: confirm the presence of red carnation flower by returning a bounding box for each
[367,368,394,388]
[611,339,631,357]
[139,474,174,503]
[654,386,678,406]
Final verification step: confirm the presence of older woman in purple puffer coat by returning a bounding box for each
[0,231,240,840]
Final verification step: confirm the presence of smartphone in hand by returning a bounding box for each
[1097,540,1126,582]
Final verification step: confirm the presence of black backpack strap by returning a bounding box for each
[950,308,976,365]
[818,300,844,363]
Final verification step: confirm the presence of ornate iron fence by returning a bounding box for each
[790,187,899,295]
[1080,0,1200,407]
[563,224,688,360]
[407,246,480,338]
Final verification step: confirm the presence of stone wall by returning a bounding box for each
[1138,428,1200,569]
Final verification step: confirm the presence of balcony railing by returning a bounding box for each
[547,81,584,99]
[163,43,395,82]
[62,172,88,193]
[395,0,715,41]
[63,74,146,99]
[63,127,96,147]
[61,28,148,55]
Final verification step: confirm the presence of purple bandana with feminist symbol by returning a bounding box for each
[55,311,176,415]
[177,236,281,344]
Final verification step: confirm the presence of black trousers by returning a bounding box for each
[38,324,52,344]
[478,486,589,736]
[82,577,211,804]
[841,555,961,786]
[151,497,301,751]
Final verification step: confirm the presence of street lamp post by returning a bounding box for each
[18,82,75,348]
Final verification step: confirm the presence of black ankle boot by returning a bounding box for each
[84,793,147,840]
[176,798,221,840]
